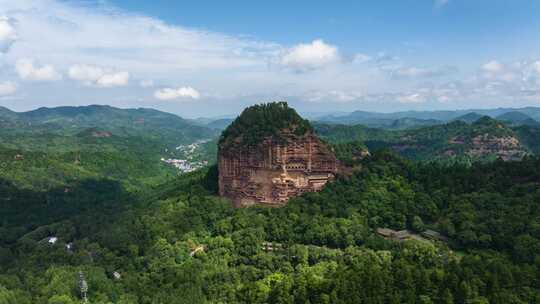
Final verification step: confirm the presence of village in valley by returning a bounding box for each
[161,139,212,173]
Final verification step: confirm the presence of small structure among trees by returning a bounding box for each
[376,228,428,242]
[421,229,449,242]
[78,270,88,303]
[261,242,284,252]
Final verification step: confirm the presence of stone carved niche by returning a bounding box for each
[218,133,338,207]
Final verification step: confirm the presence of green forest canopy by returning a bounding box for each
[1,151,539,303]
[219,102,314,148]
[1,103,540,303]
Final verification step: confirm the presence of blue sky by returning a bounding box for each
[0,0,539,117]
[104,0,540,62]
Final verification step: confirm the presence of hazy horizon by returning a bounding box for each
[2,102,540,121]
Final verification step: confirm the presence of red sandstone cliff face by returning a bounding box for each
[218,132,337,207]
[445,134,528,161]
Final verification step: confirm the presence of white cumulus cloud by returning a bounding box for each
[154,87,201,100]
[0,0,536,112]
[0,81,16,96]
[482,60,504,73]
[393,84,464,104]
[480,60,519,82]
[280,39,341,71]
[96,71,129,87]
[0,16,16,53]
[68,64,129,87]
[16,59,62,81]
[1,1,278,73]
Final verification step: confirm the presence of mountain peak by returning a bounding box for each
[219,101,313,147]
[218,102,337,207]
[453,112,484,123]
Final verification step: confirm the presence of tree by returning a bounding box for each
[0,285,17,304]
[47,295,77,304]
[411,216,425,232]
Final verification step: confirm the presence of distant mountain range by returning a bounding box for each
[496,111,540,127]
[452,112,485,124]
[194,106,540,131]
[0,105,218,142]
[205,118,235,130]
[2,104,539,167]
[316,107,540,129]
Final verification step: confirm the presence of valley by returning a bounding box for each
[1,103,539,303]
[1,2,538,302]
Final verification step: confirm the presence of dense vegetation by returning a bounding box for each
[514,125,540,154]
[219,102,313,148]
[1,150,539,303]
[2,105,216,143]
[1,104,539,303]
[317,107,540,127]
[0,105,218,190]
[316,117,539,162]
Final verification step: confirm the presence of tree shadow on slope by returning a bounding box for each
[0,178,135,247]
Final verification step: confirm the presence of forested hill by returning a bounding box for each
[0,106,17,119]
[1,151,539,303]
[497,111,540,127]
[0,105,219,190]
[1,104,540,303]
[316,116,539,162]
[219,102,313,148]
[1,105,217,141]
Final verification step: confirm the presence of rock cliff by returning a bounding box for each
[218,102,337,207]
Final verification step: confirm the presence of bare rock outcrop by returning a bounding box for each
[466,134,527,161]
